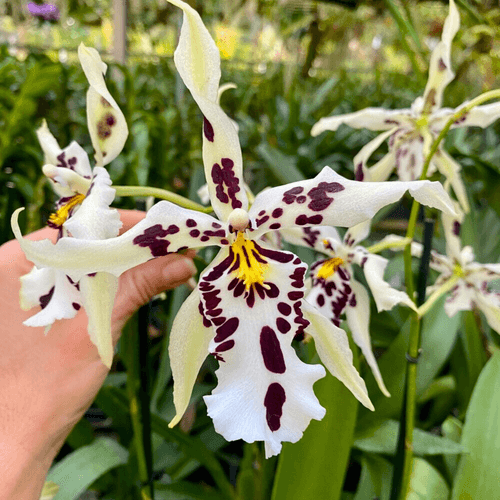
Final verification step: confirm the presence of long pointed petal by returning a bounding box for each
[433,149,469,213]
[169,286,214,427]
[78,44,128,167]
[311,108,412,135]
[302,301,374,411]
[360,251,417,312]
[79,272,118,368]
[12,203,225,281]
[169,0,247,220]
[248,166,457,238]
[475,291,500,335]
[451,101,500,129]
[345,280,390,397]
[353,128,396,181]
[422,0,460,113]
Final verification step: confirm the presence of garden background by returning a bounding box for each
[2,0,500,499]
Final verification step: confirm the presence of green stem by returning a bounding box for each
[366,236,411,254]
[417,274,460,317]
[389,88,500,499]
[114,185,213,213]
[421,89,500,178]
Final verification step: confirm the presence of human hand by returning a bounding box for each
[0,209,197,500]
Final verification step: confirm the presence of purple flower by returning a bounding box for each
[27,2,60,21]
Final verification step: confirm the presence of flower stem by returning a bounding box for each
[366,236,412,254]
[114,185,213,213]
[417,274,460,317]
[420,89,500,178]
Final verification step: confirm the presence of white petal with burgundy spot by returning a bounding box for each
[311,107,413,136]
[248,166,457,238]
[12,201,228,282]
[169,0,248,221]
[200,244,325,457]
[20,267,81,330]
[78,44,128,167]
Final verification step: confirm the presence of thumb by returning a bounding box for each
[111,254,197,337]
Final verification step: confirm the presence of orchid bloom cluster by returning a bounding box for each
[311,0,500,214]
[20,44,128,368]
[13,0,461,456]
[405,213,500,333]
[282,220,417,397]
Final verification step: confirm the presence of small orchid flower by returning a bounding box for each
[20,43,128,368]
[312,0,500,214]
[282,220,416,397]
[410,213,500,333]
[13,0,458,456]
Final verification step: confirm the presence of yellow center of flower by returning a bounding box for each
[231,232,268,289]
[316,257,344,280]
[453,263,465,278]
[415,115,429,131]
[48,193,86,227]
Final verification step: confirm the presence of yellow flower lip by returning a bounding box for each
[231,232,268,289]
[316,257,344,280]
[48,193,86,228]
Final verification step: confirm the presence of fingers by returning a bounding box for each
[113,253,197,328]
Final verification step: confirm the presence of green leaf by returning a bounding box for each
[451,350,500,499]
[354,420,462,456]
[358,296,460,430]
[150,481,223,500]
[257,142,305,184]
[442,416,463,478]
[354,454,393,500]
[271,346,359,500]
[408,458,449,500]
[46,437,128,500]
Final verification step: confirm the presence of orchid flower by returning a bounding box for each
[20,43,128,368]
[312,0,500,214]
[282,220,416,397]
[13,0,458,456]
[407,213,500,333]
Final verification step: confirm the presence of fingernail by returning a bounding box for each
[184,258,198,276]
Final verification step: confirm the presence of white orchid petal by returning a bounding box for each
[78,44,128,167]
[248,166,457,238]
[365,151,396,182]
[353,128,396,181]
[475,291,500,335]
[11,203,225,281]
[200,243,325,457]
[311,108,412,135]
[452,101,500,129]
[433,150,469,213]
[64,168,122,240]
[394,135,425,181]
[361,252,417,313]
[444,281,473,317]
[42,164,92,196]
[36,119,62,166]
[422,0,460,112]
[280,225,341,253]
[169,286,215,427]
[344,220,371,247]
[345,280,390,397]
[441,210,464,263]
[79,272,118,368]
[169,0,247,220]
[302,301,374,411]
[22,268,81,328]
